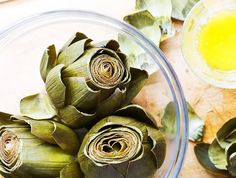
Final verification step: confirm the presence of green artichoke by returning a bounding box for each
[78,105,166,178]
[195,117,236,177]
[21,32,148,129]
[0,112,83,178]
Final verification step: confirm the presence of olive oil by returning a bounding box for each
[198,10,236,71]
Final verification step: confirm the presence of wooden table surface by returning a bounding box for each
[1,1,236,178]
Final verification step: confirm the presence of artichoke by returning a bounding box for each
[195,117,236,177]
[21,32,148,129]
[78,105,166,178]
[0,112,83,178]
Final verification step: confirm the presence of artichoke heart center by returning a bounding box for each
[90,54,125,88]
[0,130,21,172]
[85,126,143,165]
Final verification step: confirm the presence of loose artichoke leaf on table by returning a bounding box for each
[119,10,161,75]
[161,101,204,142]
[216,117,236,149]
[135,0,175,41]
[171,0,199,21]
[194,143,230,177]
[208,139,228,170]
[226,143,236,177]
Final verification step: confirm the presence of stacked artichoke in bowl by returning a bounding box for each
[0,32,166,178]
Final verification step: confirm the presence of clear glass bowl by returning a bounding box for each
[182,0,236,88]
[0,10,188,177]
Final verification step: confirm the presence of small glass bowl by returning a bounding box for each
[0,10,188,177]
[182,0,236,88]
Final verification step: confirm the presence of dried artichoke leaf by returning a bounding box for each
[10,117,80,155]
[58,38,92,66]
[228,152,236,177]
[64,77,100,113]
[161,102,204,141]
[96,88,126,118]
[126,145,157,178]
[0,112,13,125]
[161,102,176,138]
[216,117,236,149]
[171,0,199,21]
[59,105,96,128]
[93,40,120,51]
[208,139,228,170]
[60,161,84,178]
[51,121,80,155]
[194,143,230,177]
[62,48,98,78]
[135,0,172,18]
[40,45,57,82]
[122,67,148,105]
[225,143,236,177]
[155,17,175,42]
[147,127,166,168]
[188,103,205,142]
[115,104,157,128]
[59,32,88,53]
[46,64,66,108]
[20,93,56,120]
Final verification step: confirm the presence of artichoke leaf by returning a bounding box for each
[59,105,96,128]
[194,143,230,177]
[124,10,156,29]
[171,0,199,21]
[122,67,148,105]
[228,153,236,177]
[0,112,13,125]
[135,0,174,41]
[62,48,99,78]
[59,32,88,53]
[52,121,80,155]
[93,40,120,51]
[9,117,80,154]
[96,88,126,119]
[46,64,66,108]
[64,77,100,113]
[40,45,57,82]
[127,144,156,178]
[216,117,236,149]
[60,161,84,178]
[188,103,205,142]
[208,139,227,170]
[135,0,172,18]
[161,102,176,138]
[155,17,175,42]
[226,143,236,177]
[58,38,92,66]
[147,127,166,168]
[20,93,56,120]
[161,102,204,141]
[115,104,158,128]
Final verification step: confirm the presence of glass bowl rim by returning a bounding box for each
[0,9,188,177]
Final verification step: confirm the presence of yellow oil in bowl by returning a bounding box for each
[198,10,236,71]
